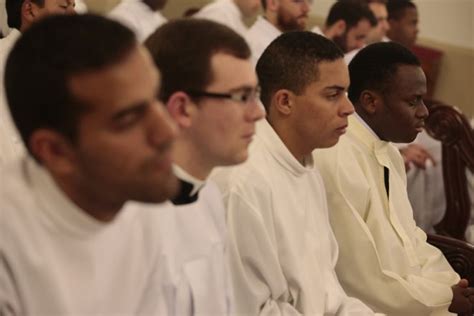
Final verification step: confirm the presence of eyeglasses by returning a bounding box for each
[186,86,261,104]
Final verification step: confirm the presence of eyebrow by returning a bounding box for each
[324,85,347,91]
[111,101,149,121]
[226,84,259,93]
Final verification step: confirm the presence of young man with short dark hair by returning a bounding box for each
[313,1,376,54]
[1,14,179,314]
[246,0,311,63]
[314,42,474,315]
[386,0,418,48]
[212,31,375,315]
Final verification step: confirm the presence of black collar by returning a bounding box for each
[171,179,199,205]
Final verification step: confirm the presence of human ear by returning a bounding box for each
[273,89,293,116]
[166,91,194,129]
[359,90,381,115]
[333,20,347,37]
[21,0,37,27]
[29,129,78,175]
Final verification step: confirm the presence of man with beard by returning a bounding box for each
[246,0,310,64]
[0,14,180,314]
[109,0,168,42]
[195,0,261,36]
[312,1,376,59]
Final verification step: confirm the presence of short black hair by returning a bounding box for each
[256,31,344,111]
[6,0,44,29]
[387,0,416,20]
[326,1,377,29]
[145,18,251,102]
[4,14,136,153]
[348,42,420,103]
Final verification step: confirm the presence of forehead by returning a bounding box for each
[44,0,74,6]
[349,19,372,35]
[280,0,308,8]
[388,64,426,95]
[369,2,387,18]
[401,6,418,21]
[207,52,257,90]
[307,59,349,90]
[68,46,159,113]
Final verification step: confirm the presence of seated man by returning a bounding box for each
[144,19,264,313]
[314,42,473,315]
[365,0,390,44]
[212,31,375,315]
[0,14,179,314]
[194,0,261,36]
[312,1,376,62]
[246,0,310,64]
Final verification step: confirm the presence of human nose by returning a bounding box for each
[148,100,178,147]
[302,1,311,13]
[245,98,266,122]
[340,94,354,116]
[416,100,429,120]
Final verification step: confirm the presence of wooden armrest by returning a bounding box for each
[427,234,474,284]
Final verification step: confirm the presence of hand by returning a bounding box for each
[449,279,474,315]
[399,144,435,171]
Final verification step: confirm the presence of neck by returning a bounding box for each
[172,138,212,181]
[267,117,308,165]
[355,107,384,140]
[52,174,123,222]
[322,25,337,40]
[264,12,280,30]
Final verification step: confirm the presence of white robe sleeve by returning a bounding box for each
[0,252,21,316]
[224,188,302,315]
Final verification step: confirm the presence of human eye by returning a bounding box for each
[113,105,147,130]
[326,90,343,100]
[408,96,423,107]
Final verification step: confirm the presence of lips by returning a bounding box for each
[336,124,348,134]
[414,122,425,133]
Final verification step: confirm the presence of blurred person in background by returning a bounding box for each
[194,0,261,36]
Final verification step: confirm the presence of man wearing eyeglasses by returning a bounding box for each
[211,31,377,315]
[144,19,264,313]
[246,0,311,64]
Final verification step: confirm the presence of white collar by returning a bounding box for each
[354,111,381,140]
[172,164,206,197]
[256,119,314,177]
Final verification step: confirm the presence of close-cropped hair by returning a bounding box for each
[4,14,136,152]
[387,0,416,20]
[6,0,44,29]
[348,42,420,104]
[326,1,377,28]
[145,18,251,102]
[256,31,344,111]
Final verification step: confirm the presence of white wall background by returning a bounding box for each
[311,0,474,49]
